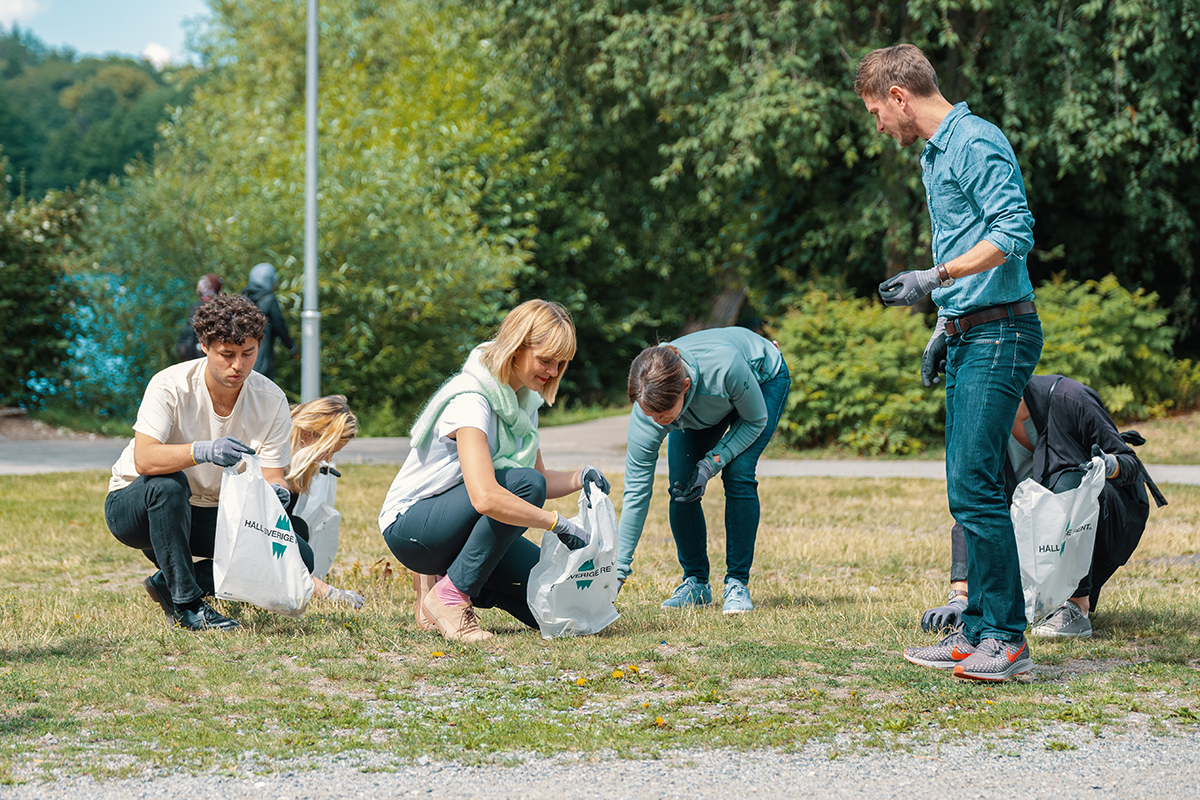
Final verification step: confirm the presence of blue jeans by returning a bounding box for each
[667,365,790,586]
[945,313,1042,643]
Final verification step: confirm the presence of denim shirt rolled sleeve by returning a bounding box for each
[923,103,1035,318]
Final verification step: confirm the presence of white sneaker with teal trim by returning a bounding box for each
[722,579,753,614]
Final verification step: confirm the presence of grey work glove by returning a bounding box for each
[921,594,968,633]
[1080,443,1119,479]
[271,483,291,508]
[192,436,255,467]
[878,267,940,307]
[670,456,718,504]
[325,585,365,609]
[551,512,591,551]
[580,465,610,507]
[921,317,948,387]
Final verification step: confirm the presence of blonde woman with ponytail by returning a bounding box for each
[285,395,364,608]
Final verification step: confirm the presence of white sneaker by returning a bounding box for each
[1031,600,1093,638]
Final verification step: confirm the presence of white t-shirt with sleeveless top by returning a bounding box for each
[107,358,292,507]
[377,392,538,532]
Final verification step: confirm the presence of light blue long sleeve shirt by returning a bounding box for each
[617,328,784,581]
[924,103,1035,318]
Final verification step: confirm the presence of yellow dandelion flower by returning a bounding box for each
[612,670,624,679]
[642,702,650,708]
[575,677,587,686]
[985,699,994,705]
[431,651,445,658]
[627,664,639,673]
[655,716,666,728]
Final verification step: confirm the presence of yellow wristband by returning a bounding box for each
[549,510,559,531]
[190,442,197,465]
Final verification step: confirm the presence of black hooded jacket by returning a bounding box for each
[950,375,1165,592]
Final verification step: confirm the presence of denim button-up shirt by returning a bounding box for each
[923,102,1035,318]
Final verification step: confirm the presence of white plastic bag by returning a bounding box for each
[292,462,341,580]
[526,485,620,638]
[1011,456,1105,625]
[213,453,314,617]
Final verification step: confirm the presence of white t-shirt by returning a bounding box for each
[377,392,538,531]
[108,358,292,507]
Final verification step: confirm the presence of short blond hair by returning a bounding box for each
[286,395,357,495]
[854,43,939,100]
[481,299,576,404]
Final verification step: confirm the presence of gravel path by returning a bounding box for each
[3,726,1198,799]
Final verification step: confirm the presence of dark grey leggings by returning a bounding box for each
[382,468,543,629]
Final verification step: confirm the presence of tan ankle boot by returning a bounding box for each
[421,589,494,642]
[411,572,438,632]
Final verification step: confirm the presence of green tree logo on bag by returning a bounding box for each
[570,559,611,590]
[272,515,291,559]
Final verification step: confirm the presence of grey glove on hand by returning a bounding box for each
[1080,443,1119,478]
[271,483,291,508]
[921,594,968,633]
[921,317,948,387]
[580,465,610,507]
[670,456,718,504]
[192,436,255,467]
[878,267,940,307]
[325,585,365,609]
[551,512,591,551]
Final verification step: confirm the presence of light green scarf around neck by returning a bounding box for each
[409,343,543,470]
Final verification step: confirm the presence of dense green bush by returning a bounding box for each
[1036,274,1199,418]
[773,288,944,455]
[775,276,1200,455]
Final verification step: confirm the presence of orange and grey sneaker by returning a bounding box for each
[953,637,1033,682]
[903,630,976,670]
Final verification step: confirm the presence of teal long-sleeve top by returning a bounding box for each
[617,328,785,581]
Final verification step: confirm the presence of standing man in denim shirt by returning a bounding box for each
[854,44,1044,681]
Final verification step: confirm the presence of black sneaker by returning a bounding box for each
[143,571,175,619]
[170,601,240,632]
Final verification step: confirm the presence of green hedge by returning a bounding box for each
[773,277,1200,455]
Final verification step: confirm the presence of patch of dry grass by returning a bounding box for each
[0,468,1198,783]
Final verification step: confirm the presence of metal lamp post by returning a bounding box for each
[300,0,321,402]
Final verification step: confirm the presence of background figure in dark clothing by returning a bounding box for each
[175,273,224,362]
[923,375,1167,638]
[243,262,297,380]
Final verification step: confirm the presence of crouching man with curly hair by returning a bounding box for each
[104,293,303,631]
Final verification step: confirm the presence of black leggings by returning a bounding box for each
[382,468,543,629]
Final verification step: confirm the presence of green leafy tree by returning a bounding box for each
[496,0,1200,352]
[84,0,543,423]
[0,163,85,408]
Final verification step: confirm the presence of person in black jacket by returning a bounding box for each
[243,262,297,380]
[175,273,224,362]
[919,375,1167,639]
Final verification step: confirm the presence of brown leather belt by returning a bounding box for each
[945,301,1037,337]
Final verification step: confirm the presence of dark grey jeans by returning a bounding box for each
[105,472,314,607]
[382,467,543,629]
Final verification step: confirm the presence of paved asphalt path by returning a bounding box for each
[4,416,1200,797]
[4,414,1199,485]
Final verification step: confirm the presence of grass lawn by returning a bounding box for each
[1,468,1199,783]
